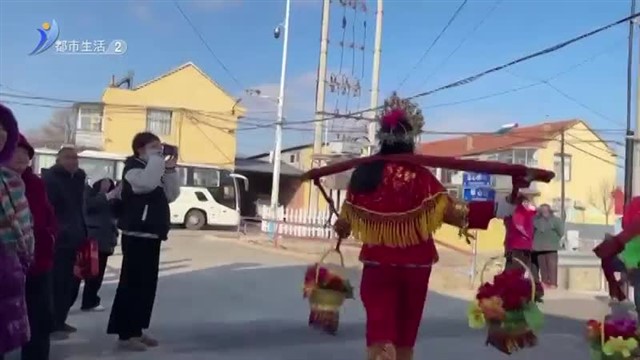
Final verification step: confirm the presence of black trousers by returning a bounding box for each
[505,249,533,272]
[107,235,161,340]
[52,248,80,331]
[21,272,53,360]
[532,251,559,286]
[80,252,109,310]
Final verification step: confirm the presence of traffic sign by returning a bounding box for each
[462,172,492,187]
[463,187,496,202]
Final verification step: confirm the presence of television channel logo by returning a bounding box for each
[29,20,60,56]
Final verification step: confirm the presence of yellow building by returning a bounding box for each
[73,62,244,168]
[419,119,618,252]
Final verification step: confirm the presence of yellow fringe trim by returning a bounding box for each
[340,192,450,248]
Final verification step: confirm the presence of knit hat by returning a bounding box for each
[0,104,19,162]
[17,134,34,159]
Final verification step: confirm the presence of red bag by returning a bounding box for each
[73,239,99,279]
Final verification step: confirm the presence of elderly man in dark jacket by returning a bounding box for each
[80,178,119,312]
[42,147,87,339]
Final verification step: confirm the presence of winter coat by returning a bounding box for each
[22,166,57,275]
[533,214,564,252]
[42,165,87,249]
[0,104,32,354]
[504,202,537,251]
[85,185,118,254]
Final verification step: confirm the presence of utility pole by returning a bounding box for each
[625,0,636,204]
[560,129,567,222]
[309,0,331,212]
[270,0,291,212]
[366,0,383,155]
[634,16,640,196]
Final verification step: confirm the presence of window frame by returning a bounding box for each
[77,106,103,132]
[146,108,172,136]
[553,153,572,182]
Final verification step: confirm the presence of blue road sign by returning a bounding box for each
[463,187,496,202]
[462,172,492,187]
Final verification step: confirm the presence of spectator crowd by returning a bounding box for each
[0,104,180,359]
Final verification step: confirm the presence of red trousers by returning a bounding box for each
[360,265,432,347]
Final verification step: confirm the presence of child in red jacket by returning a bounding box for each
[7,134,58,359]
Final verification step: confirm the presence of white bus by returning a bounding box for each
[32,148,248,230]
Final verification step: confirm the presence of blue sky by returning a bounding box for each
[0,0,635,163]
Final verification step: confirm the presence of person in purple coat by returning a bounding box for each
[0,104,35,359]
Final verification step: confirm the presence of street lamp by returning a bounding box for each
[269,0,291,216]
[496,123,519,135]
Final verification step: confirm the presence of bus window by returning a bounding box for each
[116,161,125,181]
[33,153,56,173]
[207,171,236,210]
[176,166,188,186]
[192,168,220,187]
[80,158,117,184]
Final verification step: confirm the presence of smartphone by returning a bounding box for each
[162,144,178,157]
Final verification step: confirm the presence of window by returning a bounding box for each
[289,153,299,163]
[176,166,188,186]
[33,153,56,173]
[77,106,103,132]
[553,153,572,181]
[146,109,172,135]
[79,158,117,184]
[497,151,514,164]
[192,167,220,187]
[195,191,208,202]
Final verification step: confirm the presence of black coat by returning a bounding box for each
[42,165,87,249]
[85,186,119,254]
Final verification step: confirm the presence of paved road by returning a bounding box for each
[7,231,602,359]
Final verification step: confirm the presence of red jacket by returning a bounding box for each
[22,166,57,275]
[504,203,537,251]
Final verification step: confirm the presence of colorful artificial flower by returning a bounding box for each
[586,320,602,342]
[479,296,506,322]
[476,282,497,300]
[467,301,486,329]
[602,336,639,358]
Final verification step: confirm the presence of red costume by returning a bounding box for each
[594,196,640,300]
[301,110,554,360]
[336,110,487,360]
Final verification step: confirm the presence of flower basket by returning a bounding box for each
[467,256,544,355]
[587,314,640,359]
[302,249,354,335]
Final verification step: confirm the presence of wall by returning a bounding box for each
[535,122,617,225]
[101,65,241,168]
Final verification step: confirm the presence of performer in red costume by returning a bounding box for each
[333,109,487,360]
[593,196,640,301]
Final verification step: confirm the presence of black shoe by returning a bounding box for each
[63,323,77,333]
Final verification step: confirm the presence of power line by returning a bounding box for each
[4,11,635,132]
[403,12,640,104]
[423,40,623,110]
[505,69,625,127]
[173,0,244,89]
[397,0,469,90]
[418,0,503,88]
[290,11,640,127]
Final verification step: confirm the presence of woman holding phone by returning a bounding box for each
[106,132,180,352]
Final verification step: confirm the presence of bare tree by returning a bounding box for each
[588,180,616,225]
[26,108,75,148]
